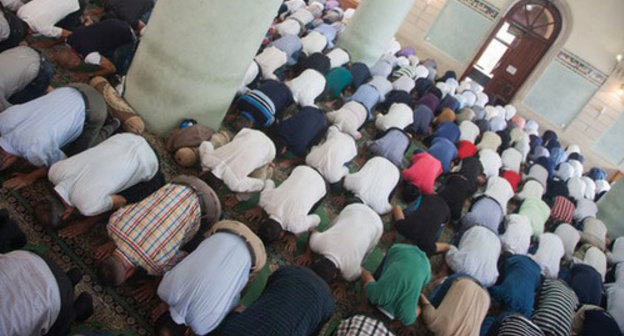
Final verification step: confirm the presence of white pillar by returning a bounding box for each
[337,0,415,66]
[124,0,282,135]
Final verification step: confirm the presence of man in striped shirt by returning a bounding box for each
[96,175,221,289]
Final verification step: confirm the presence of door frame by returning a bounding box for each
[460,0,570,103]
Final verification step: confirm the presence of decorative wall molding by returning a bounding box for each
[556,49,609,85]
[456,0,500,20]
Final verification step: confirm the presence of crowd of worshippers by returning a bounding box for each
[1,0,623,335]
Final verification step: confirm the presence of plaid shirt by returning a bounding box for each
[108,184,201,275]
[335,315,395,336]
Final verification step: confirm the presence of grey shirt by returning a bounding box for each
[0,13,9,42]
[0,250,61,336]
[0,46,41,111]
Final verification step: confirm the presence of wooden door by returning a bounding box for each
[485,27,549,103]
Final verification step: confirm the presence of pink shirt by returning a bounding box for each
[402,152,442,194]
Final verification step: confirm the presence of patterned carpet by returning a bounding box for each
[1,10,460,336]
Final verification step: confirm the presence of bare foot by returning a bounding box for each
[294,253,312,266]
[278,158,299,168]
[95,241,116,260]
[331,282,347,300]
[244,207,264,222]
[58,217,99,238]
[134,278,161,303]
[283,234,297,253]
[2,173,35,190]
[151,302,169,323]
[333,195,347,209]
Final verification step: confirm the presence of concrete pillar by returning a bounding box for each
[124,0,282,135]
[337,0,415,66]
[598,178,624,238]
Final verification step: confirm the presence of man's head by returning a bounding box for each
[0,147,17,171]
[51,46,82,70]
[34,195,66,228]
[258,218,282,244]
[0,209,26,253]
[402,183,421,203]
[311,257,338,284]
[155,313,187,336]
[98,253,134,286]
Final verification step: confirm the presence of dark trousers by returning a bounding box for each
[8,56,55,105]
[63,85,116,157]
[101,32,137,75]
[118,170,166,204]
[0,10,28,52]
[40,255,75,336]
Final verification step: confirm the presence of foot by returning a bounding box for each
[58,218,98,239]
[152,302,169,323]
[224,195,239,209]
[2,173,36,190]
[95,241,116,260]
[331,282,348,300]
[283,234,297,253]
[278,158,299,168]
[133,278,161,303]
[294,253,312,266]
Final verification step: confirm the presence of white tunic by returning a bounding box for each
[305,126,357,184]
[238,61,259,94]
[608,237,624,265]
[200,128,276,193]
[391,75,415,93]
[326,101,367,140]
[530,233,564,278]
[554,223,581,260]
[446,226,501,287]
[459,121,480,144]
[580,247,606,280]
[374,103,413,132]
[254,46,287,81]
[477,131,502,152]
[276,19,301,36]
[327,48,350,69]
[606,284,624,333]
[0,251,61,336]
[479,149,502,178]
[286,69,326,107]
[17,0,79,38]
[484,176,514,214]
[500,214,532,255]
[501,148,523,174]
[343,157,399,215]
[581,176,596,200]
[259,165,327,234]
[301,31,327,55]
[309,203,383,281]
[515,179,545,201]
[49,133,158,216]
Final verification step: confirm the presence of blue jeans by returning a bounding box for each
[8,56,54,105]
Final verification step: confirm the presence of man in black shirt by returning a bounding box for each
[101,0,152,32]
[51,18,136,77]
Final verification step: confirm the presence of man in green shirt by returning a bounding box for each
[361,243,431,326]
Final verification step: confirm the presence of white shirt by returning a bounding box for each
[391,75,415,93]
[0,251,60,336]
[526,164,548,189]
[504,104,516,120]
[484,176,514,214]
[554,223,581,260]
[446,226,501,287]
[479,149,502,178]
[555,162,574,182]
[286,69,325,107]
[326,101,367,140]
[1,0,25,11]
[17,0,79,38]
[305,126,357,184]
[414,65,429,80]
[327,48,349,69]
[368,76,392,103]
[530,233,564,278]
[254,46,287,81]
[374,103,413,132]
[580,217,606,250]
[343,157,399,215]
[475,92,488,108]
[581,176,596,200]
[259,165,326,234]
[238,61,259,94]
[200,128,276,193]
[515,179,545,201]
[276,19,301,36]
[574,199,598,224]
[608,237,624,265]
[309,203,383,281]
[568,159,584,178]
[49,133,158,216]
[606,284,624,333]
[284,0,306,13]
[501,148,523,173]
[500,214,532,255]
[579,247,606,280]
[301,31,327,55]
[158,233,251,335]
[459,121,479,144]
[0,87,85,167]
[595,179,611,195]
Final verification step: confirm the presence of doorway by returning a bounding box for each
[462,0,562,104]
